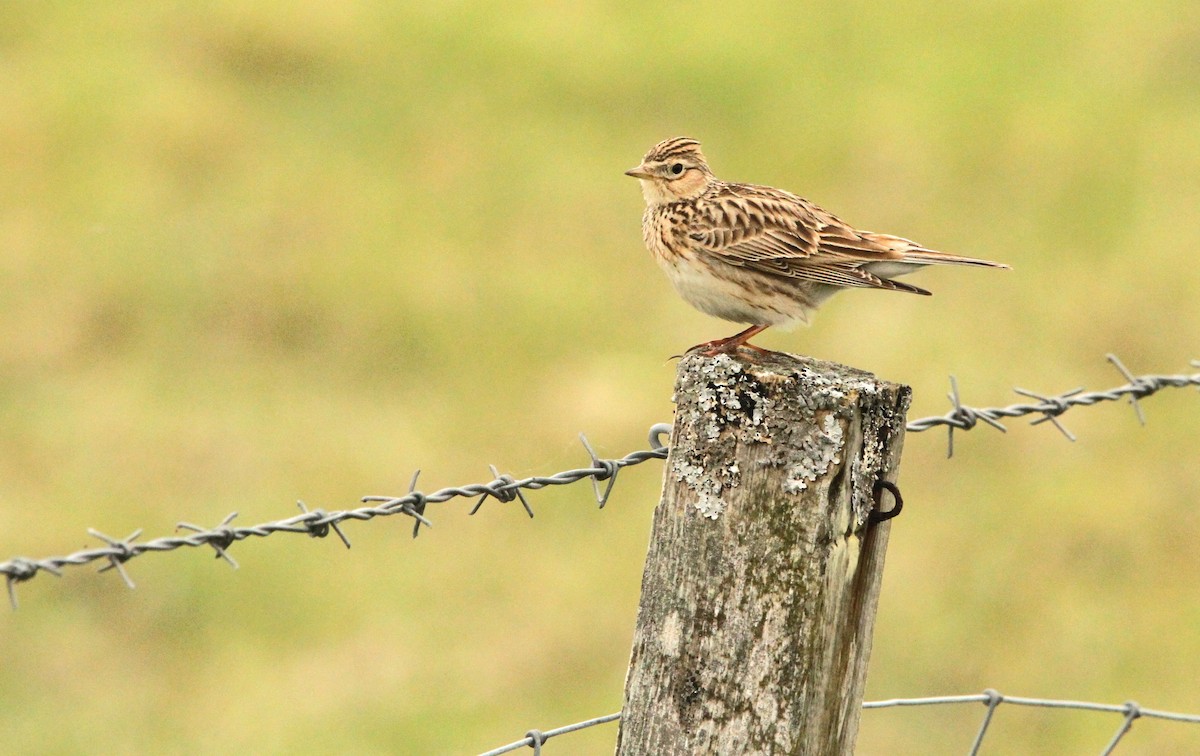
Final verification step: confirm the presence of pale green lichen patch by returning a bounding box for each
[782,413,845,493]
[687,354,771,441]
[673,458,741,519]
[667,350,909,527]
[669,354,780,519]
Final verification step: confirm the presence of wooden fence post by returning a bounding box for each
[615,350,911,755]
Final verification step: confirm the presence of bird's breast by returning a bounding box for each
[642,207,690,268]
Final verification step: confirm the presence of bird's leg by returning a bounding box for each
[695,324,772,356]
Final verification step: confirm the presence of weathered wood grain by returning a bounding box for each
[616,350,910,755]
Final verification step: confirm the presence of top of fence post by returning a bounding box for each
[615,349,911,755]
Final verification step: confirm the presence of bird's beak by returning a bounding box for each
[624,164,653,179]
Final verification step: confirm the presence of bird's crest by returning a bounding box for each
[643,136,707,167]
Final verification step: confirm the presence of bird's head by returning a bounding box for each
[625,137,714,205]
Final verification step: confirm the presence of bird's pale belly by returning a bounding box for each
[658,254,813,328]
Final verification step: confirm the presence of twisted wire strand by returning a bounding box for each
[2,356,1196,607]
[0,425,671,608]
[904,355,1200,456]
[480,691,1200,755]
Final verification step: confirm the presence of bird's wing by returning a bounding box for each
[687,183,924,292]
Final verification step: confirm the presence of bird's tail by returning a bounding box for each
[871,233,1011,269]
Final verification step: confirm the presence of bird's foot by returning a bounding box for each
[691,325,774,357]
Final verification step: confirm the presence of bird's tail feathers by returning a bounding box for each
[871,233,1011,269]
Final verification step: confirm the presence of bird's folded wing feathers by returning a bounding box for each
[687,192,915,288]
[766,260,931,294]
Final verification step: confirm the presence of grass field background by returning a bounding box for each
[2,2,1199,752]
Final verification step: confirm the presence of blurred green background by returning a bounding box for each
[2,1,1198,753]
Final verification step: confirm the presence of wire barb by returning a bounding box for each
[1013,386,1081,441]
[360,471,435,539]
[3,557,58,610]
[88,528,142,589]
[1106,353,1148,425]
[940,375,1009,458]
[177,512,241,569]
[579,434,619,508]
[404,470,430,538]
[471,465,534,518]
[295,501,352,549]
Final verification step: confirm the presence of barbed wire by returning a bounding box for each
[0,425,671,609]
[480,690,1200,755]
[905,354,1200,456]
[2,355,1195,608]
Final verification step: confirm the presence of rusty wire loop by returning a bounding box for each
[869,480,903,524]
[905,355,1200,457]
[0,424,672,608]
[479,691,1200,755]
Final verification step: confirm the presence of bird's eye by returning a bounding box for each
[669,163,685,176]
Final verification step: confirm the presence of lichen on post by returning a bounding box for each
[615,350,911,756]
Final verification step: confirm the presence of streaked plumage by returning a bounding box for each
[626,137,1009,354]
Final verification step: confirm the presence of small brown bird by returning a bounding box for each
[626,137,1009,354]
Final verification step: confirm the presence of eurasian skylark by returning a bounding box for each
[626,137,1009,354]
